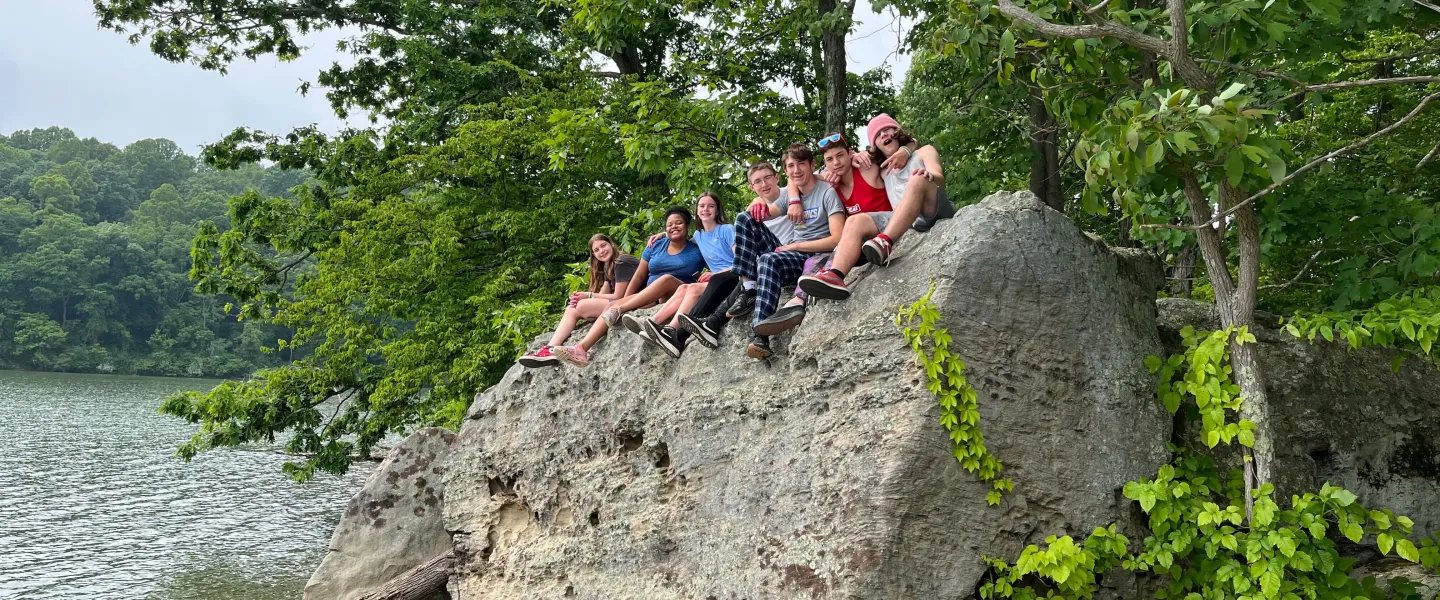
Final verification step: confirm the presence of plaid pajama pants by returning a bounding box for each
[734,212,815,327]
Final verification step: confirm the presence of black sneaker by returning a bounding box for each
[655,326,686,359]
[753,303,807,336]
[746,334,772,359]
[679,313,721,348]
[637,318,664,348]
[725,288,756,319]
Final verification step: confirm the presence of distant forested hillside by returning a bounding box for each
[0,126,304,377]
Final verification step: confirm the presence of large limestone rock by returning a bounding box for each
[1159,298,1440,536]
[441,191,1174,599]
[305,428,456,600]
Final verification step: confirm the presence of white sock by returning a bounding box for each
[742,280,756,291]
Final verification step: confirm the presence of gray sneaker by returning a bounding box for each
[753,303,806,336]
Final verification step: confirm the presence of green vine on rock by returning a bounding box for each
[896,281,1013,505]
[977,327,1440,600]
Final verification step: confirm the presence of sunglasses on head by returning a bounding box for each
[817,133,847,149]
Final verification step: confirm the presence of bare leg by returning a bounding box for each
[613,276,683,313]
[881,176,939,242]
[830,213,879,274]
[581,277,682,351]
[548,297,612,347]
[668,282,708,327]
[651,284,689,324]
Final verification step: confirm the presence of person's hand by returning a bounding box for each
[776,243,801,252]
[568,291,588,307]
[882,147,910,173]
[787,201,805,224]
[821,169,841,186]
[647,231,664,246]
[748,198,771,221]
[852,152,875,170]
[911,167,934,182]
[699,272,713,283]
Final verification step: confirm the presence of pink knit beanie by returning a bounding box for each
[866,113,901,148]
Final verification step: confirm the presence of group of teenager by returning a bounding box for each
[518,114,954,369]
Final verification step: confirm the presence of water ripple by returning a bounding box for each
[0,371,370,600]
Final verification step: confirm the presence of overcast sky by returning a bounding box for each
[0,2,911,153]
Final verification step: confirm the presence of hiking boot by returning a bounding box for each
[678,313,721,348]
[518,346,561,368]
[553,345,591,367]
[601,307,624,327]
[745,335,772,359]
[655,326,686,359]
[725,289,756,319]
[862,235,894,266]
[620,312,644,334]
[753,303,807,336]
[797,271,850,301]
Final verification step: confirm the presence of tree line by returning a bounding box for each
[0,126,305,377]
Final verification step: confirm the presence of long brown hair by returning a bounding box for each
[696,191,728,230]
[586,233,620,293]
[869,126,918,164]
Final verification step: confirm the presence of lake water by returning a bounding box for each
[0,370,371,600]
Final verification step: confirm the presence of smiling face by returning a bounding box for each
[749,167,779,199]
[784,155,815,186]
[590,238,614,262]
[874,126,901,156]
[822,146,852,177]
[696,195,719,226]
[664,213,689,241]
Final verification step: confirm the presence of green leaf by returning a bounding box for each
[1332,488,1356,506]
[1379,533,1395,555]
[1266,156,1286,186]
[1226,151,1245,186]
[1146,141,1165,167]
[1397,538,1421,562]
[1000,30,1016,58]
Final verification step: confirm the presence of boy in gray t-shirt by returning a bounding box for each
[721,143,846,359]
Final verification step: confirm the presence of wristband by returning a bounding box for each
[788,199,803,205]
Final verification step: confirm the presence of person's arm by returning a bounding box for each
[786,181,805,223]
[784,211,847,253]
[747,196,783,220]
[624,260,651,299]
[911,145,945,187]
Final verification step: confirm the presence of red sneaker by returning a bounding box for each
[797,270,850,300]
[862,235,893,266]
[518,346,561,368]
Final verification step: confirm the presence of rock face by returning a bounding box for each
[1158,298,1440,537]
[305,427,456,600]
[440,191,1174,599]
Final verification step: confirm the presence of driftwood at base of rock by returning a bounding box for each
[357,551,452,600]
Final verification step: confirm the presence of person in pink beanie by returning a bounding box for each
[797,113,955,301]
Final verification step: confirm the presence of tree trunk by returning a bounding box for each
[1168,244,1196,298]
[818,0,850,135]
[1180,173,1273,518]
[1027,83,1063,211]
[357,551,453,600]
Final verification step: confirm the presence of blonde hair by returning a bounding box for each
[586,233,620,293]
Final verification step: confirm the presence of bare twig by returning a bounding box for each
[1142,91,1440,231]
[1259,249,1325,290]
[1196,59,1306,86]
[1415,0,1440,14]
[1268,76,1440,107]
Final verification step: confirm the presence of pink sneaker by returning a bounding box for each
[601,307,624,327]
[518,346,561,368]
[553,345,591,367]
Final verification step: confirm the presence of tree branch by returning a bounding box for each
[1143,91,1440,231]
[1415,0,1440,14]
[1196,59,1306,87]
[1268,76,1440,107]
[1419,143,1440,170]
[1259,249,1325,290]
[994,0,1171,55]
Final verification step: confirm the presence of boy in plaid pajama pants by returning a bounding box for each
[728,143,846,359]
